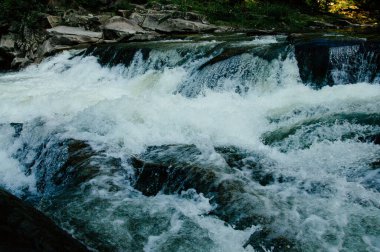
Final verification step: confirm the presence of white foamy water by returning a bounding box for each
[0,38,379,251]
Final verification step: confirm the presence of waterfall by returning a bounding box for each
[0,35,379,252]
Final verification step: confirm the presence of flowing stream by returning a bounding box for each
[0,34,379,251]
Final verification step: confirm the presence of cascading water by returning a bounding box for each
[0,34,379,252]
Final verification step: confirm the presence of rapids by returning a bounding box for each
[0,34,379,251]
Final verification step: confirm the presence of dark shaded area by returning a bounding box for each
[82,44,151,67]
[0,49,13,71]
[0,188,89,252]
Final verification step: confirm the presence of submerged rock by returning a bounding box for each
[130,144,297,250]
[0,188,89,252]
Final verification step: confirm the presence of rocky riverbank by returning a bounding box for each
[0,3,222,70]
[0,2,375,71]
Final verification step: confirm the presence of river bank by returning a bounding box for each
[0,1,378,70]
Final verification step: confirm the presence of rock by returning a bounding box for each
[244,228,300,252]
[0,34,15,52]
[0,188,90,252]
[40,26,102,56]
[103,16,145,40]
[118,9,131,18]
[128,6,216,34]
[129,12,145,25]
[371,159,380,169]
[62,12,110,32]
[332,19,360,27]
[38,38,72,57]
[46,15,62,28]
[47,26,102,39]
[310,20,337,29]
[141,14,217,33]
[130,144,270,229]
[11,57,31,69]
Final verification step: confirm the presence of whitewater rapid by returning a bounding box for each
[0,36,379,251]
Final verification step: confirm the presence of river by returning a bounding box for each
[0,34,379,251]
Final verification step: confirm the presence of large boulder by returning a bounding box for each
[0,188,90,252]
[39,26,103,57]
[102,16,145,40]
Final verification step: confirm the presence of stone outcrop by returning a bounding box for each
[0,4,222,70]
[0,188,90,252]
[38,26,102,57]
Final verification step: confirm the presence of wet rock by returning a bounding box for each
[370,159,380,169]
[82,44,151,66]
[13,135,121,196]
[198,47,249,70]
[32,139,122,195]
[133,159,169,196]
[102,16,145,41]
[130,145,272,230]
[11,57,32,69]
[0,188,89,252]
[210,179,269,229]
[358,133,380,145]
[9,123,23,138]
[244,228,299,252]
